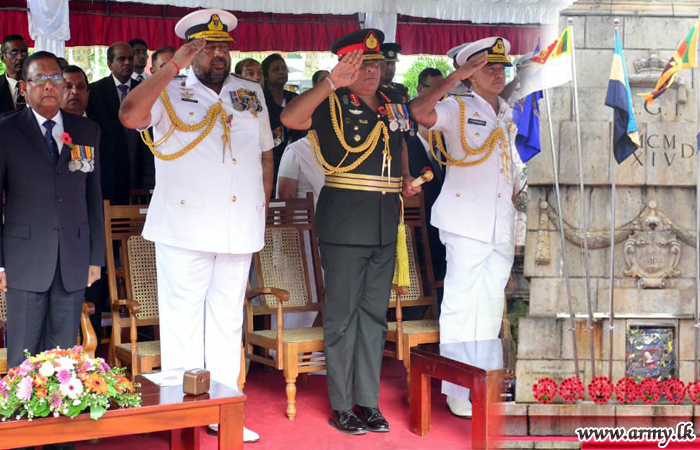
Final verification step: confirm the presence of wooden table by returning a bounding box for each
[0,375,245,450]
[410,340,505,450]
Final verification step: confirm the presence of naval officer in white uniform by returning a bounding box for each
[119,9,273,443]
[410,37,518,418]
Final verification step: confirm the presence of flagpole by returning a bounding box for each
[543,86,581,378]
[695,7,700,382]
[568,17,597,378]
[607,20,621,382]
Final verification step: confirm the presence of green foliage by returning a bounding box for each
[0,60,5,76]
[402,57,454,98]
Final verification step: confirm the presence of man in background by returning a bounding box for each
[0,34,28,113]
[380,43,409,101]
[150,46,175,75]
[129,38,150,82]
[61,65,90,117]
[234,58,263,85]
[87,41,153,205]
[404,67,447,320]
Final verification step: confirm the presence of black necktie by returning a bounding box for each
[136,74,144,82]
[15,83,25,110]
[43,119,59,162]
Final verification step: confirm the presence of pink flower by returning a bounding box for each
[18,361,33,377]
[0,379,7,393]
[49,392,62,408]
[57,369,72,384]
[98,361,110,373]
[82,360,94,372]
[16,377,33,401]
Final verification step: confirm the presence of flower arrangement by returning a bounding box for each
[639,378,661,404]
[532,377,558,404]
[662,378,686,404]
[558,376,584,403]
[688,380,700,404]
[0,346,141,421]
[614,378,640,404]
[587,377,614,404]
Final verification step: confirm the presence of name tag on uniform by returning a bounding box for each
[467,118,487,126]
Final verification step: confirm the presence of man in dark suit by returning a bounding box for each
[405,68,447,319]
[0,34,29,114]
[87,41,154,205]
[0,51,104,371]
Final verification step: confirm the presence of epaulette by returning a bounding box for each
[378,85,404,103]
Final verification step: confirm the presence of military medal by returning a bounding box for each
[349,93,360,107]
[383,103,412,133]
[349,109,362,115]
[62,132,95,173]
[272,126,284,147]
[231,89,262,117]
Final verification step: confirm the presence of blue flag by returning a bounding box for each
[512,43,542,163]
[605,29,640,163]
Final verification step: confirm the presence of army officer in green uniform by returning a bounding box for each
[281,28,419,435]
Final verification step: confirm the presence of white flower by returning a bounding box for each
[59,378,84,400]
[55,357,77,372]
[39,361,56,377]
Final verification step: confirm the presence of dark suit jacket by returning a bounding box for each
[0,74,17,115]
[407,133,446,281]
[86,76,154,204]
[0,107,105,292]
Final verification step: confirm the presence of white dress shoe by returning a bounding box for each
[207,424,260,443]
[446,396,472,418]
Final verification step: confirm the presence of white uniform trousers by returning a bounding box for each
[155,242,252,392]
[439,230,514,400]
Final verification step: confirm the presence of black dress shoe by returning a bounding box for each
[354,406,390,432]
[328,410,367,435]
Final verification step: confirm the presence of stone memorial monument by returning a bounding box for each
[512,0,700,440]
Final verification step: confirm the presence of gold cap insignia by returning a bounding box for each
[492,39,505,55]
[365,32,379,50]
[208,14,223,31]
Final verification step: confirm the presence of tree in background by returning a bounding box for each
[402,57,454,97]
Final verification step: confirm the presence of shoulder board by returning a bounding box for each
[173,74,186,79]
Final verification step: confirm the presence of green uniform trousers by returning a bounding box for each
[320,240,397,410]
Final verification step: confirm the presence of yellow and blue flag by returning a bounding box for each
[605,28,640,164]
[512,43,542,163]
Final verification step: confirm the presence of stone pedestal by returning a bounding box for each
[515,1,700,445]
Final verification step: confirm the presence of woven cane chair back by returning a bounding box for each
[252,195,324,315]
[389,194,436,309]
[103,201,149,309]
[127,236,159,320]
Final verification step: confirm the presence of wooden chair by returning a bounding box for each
[103,201,161,377]
[385,193,441,388]
[0,292,98,375]
[244,195,325,420]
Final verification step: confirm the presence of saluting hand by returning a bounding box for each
[329,49,363,89]
[455,51,488,81]
[171,38,207,72]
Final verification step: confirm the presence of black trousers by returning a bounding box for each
[6,260,84,368]
[320,240,396,410]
